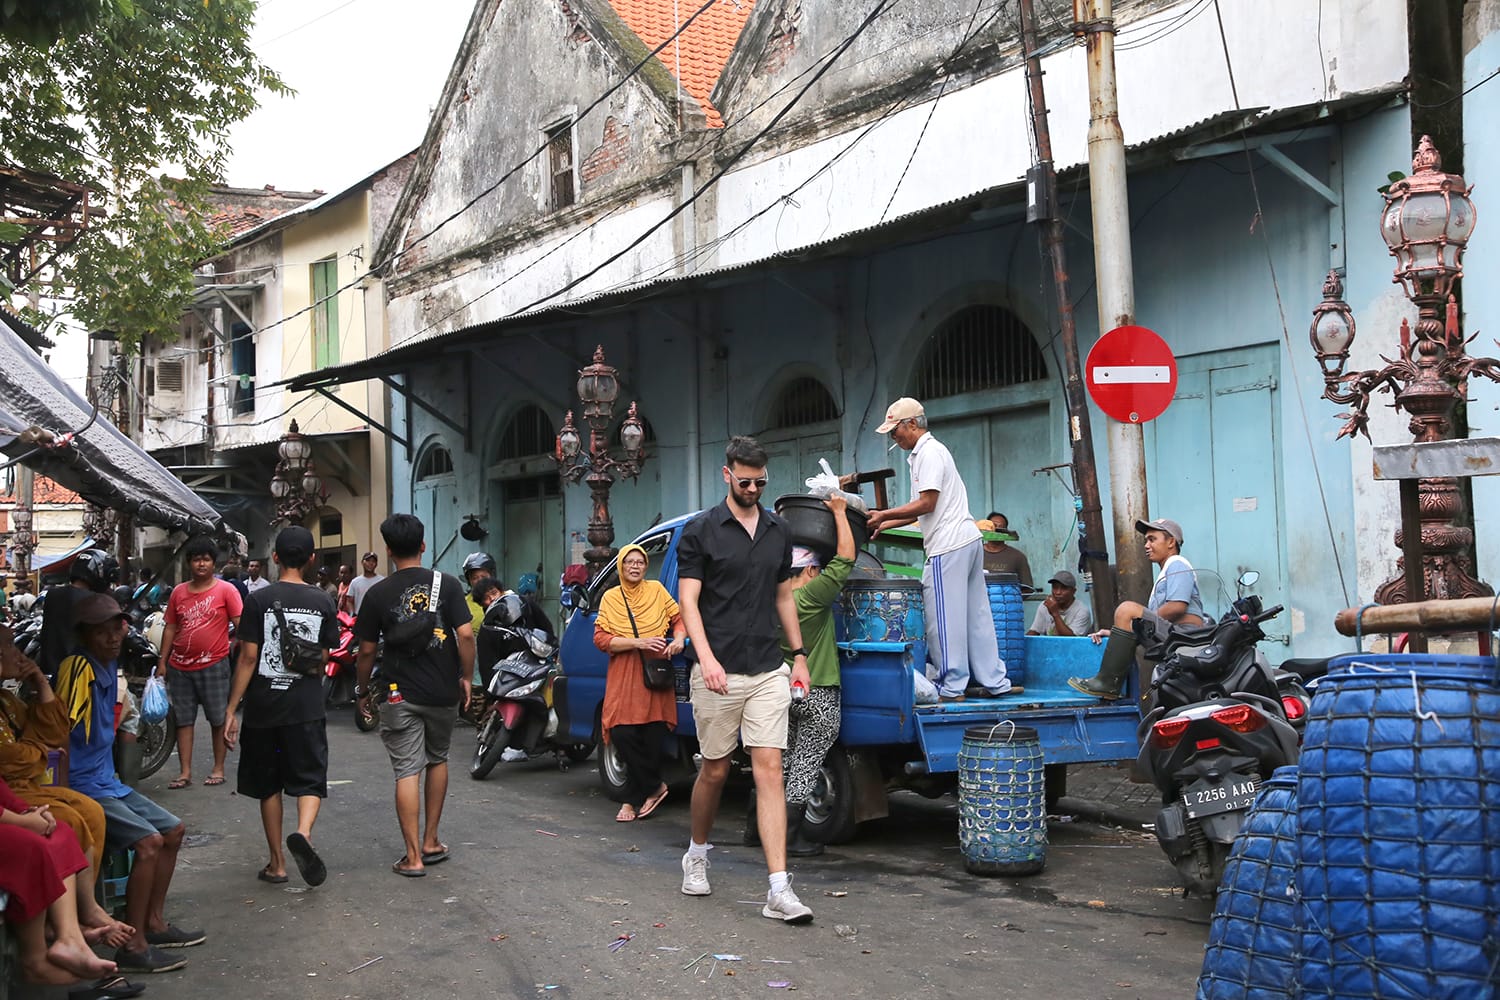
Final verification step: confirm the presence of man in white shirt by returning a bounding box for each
[346,551,384,616]
[1026,570,1093,637]
[866,398,1019,702]
[245,559,271,594]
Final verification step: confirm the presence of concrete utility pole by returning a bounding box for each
[1079,0,1152,602]
[1018,0,1116,622]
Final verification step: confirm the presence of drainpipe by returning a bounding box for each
[1079,0,1152,602]
[1020,0,1116,622]
[681,161,702,509]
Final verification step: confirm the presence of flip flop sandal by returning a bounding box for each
[615,805,637,822]
[286,832,327,887]
[257,867,288,884]
[203,775,226,786]
[392,857,426,877]
[637,786,669,819]
[420,845,449,865]
[69,974,146,1000]
[166,776,191,790]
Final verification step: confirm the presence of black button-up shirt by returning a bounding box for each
[677,500,793,676]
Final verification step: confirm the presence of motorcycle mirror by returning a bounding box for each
[1237,570,1259,589]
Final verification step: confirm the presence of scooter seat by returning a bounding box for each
[1278,657,1334,682]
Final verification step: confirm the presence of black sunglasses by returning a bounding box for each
[735,476,768,489]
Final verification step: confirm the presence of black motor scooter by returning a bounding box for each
[1135,572,1308,895]
[469,615,594,780]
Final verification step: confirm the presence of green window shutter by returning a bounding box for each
[311,259,339,368]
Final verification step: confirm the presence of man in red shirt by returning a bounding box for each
[156,536,243,789]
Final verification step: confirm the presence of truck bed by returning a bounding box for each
[840,635,1141,771]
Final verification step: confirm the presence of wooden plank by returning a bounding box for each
[1335,596,1500,636]
[1372,437,1500,480]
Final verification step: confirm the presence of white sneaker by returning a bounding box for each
[763,876,814,924]
[681,852,711,896]
[501,748,528,762]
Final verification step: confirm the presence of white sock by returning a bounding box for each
[687,840,711,860]
[769,871,789,895]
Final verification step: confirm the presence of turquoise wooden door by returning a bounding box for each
[1145,345,1287,651]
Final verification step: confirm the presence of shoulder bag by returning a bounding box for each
[271,600,327,677]
[384,570,443,656]
[622,593,675,692]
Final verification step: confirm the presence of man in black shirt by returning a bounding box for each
[677,435,814,925]
[353,514,474,878]
[224,526,339,888]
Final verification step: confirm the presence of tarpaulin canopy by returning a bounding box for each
[0,314,232,540]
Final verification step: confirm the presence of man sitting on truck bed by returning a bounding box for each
[1068,518,1204,699]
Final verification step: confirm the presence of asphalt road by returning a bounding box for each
[125,713,1213,999]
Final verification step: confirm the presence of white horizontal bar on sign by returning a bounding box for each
[1093,365,1172,384]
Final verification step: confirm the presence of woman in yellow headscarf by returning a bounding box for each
[593,544,685,823]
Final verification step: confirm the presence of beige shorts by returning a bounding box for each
[690,663,792,760]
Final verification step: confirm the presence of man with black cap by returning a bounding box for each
[1068,518,1204,699]
[224,526,340,888]
[56,592,203,973]
[1027,570,1093,637]
[347,551,384,616]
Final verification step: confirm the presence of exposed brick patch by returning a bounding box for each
[756,1,801,78]
[559,0,592,44]
[580,116,631,184]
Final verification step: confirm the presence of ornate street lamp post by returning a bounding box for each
[555,346,648,577]
[270,419,327,526]
[1314,135,1500,603]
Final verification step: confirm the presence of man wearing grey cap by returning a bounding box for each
[867,397,1018,702]
[1068,518,1204,699]
[1027,571,1093,637]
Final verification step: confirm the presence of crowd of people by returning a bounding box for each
[0,394,1199,987]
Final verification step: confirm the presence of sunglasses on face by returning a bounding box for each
[735,476,768,490]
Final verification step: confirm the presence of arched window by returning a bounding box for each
[496,404,556,460]
[769,376,839,428]
[917,305,1046,399]
[416,444,453,480]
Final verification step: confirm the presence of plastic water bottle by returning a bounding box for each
[791,681,807,703]
[387,683,403,705]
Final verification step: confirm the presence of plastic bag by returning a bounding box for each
[141,674,170,724]
[803,458,869,512]
[912,667,939,705]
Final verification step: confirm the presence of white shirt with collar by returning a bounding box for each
[908,432,981,558]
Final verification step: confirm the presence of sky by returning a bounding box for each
[223,0,476,192]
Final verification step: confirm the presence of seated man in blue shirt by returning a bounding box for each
[1068,518,1204,699]
[55,593,204,975]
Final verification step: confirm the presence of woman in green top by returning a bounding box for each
[751,494,855,857]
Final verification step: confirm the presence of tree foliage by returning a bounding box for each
[0,0,289,352]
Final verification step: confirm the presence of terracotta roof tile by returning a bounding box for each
[607,0,755,128]
[0,475,82,506]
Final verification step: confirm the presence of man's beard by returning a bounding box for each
[728,485,761,510]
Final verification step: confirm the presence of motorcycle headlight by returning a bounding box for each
[507,678,545,699]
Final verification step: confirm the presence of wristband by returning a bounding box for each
[789,647,808,658]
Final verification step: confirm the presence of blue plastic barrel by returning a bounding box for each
[984,572,1027,687]
[1196,766,1300,1000]
[834,579,925,643]
[957,723,1046,876]
[1296,654,1500,999]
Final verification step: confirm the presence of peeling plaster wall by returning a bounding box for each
[390,0,681,282]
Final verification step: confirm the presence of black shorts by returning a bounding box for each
[236,720,329,800]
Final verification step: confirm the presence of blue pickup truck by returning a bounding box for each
[553,513,1143,844]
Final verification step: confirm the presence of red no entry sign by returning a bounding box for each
[1085,325,1178,424]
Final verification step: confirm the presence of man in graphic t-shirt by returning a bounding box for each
[225,526,339,888]
[354,514,474,878]
[157,536,243,789]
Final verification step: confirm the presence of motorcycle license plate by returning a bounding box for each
[1183,777,1257,819]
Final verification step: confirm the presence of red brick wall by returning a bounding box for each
[580,116,632,185]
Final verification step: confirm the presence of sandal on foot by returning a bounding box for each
[392,857,425,877]
[615,804,637,822]
[203,775,225,786]
[257,867,288,884]
[637,785,669,819]
[420,844,449,865]
[166,776,191,790]
[286,832,327,887]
